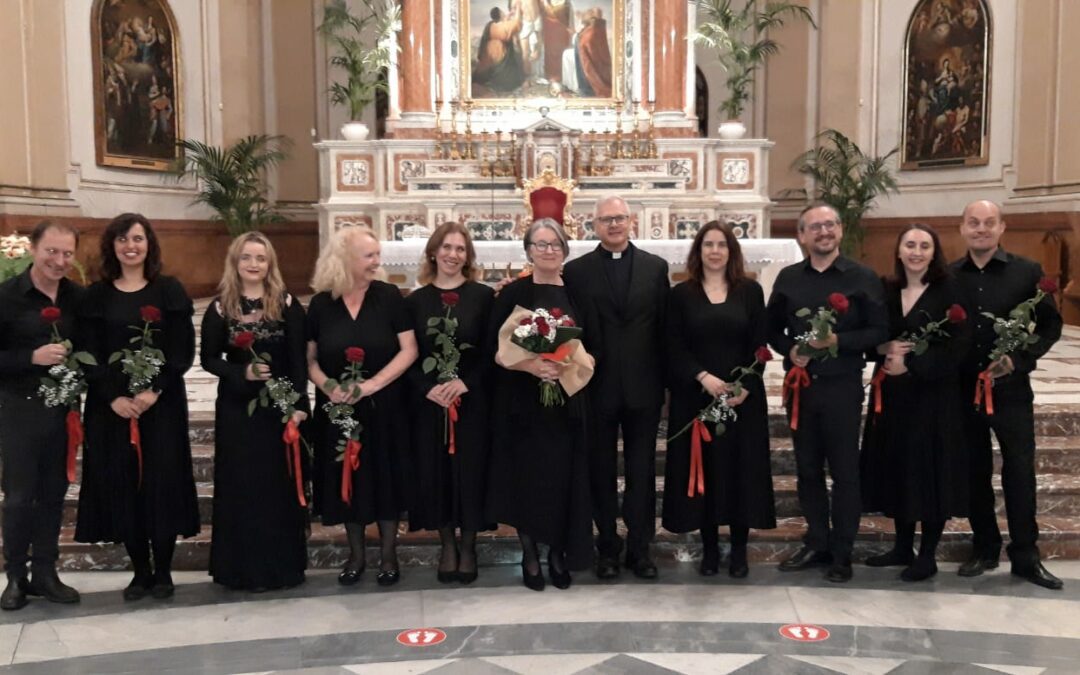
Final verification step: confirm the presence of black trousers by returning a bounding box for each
[0,394,69,578]
[961,376,1039,567]
[590,404,660,558]
[788,375,864,559]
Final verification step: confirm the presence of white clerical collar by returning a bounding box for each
[611,251,622,260]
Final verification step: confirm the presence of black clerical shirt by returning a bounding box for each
[950,248,1062,377]
[766,255,888,378]
[0,267,84,397]
[600,243,633,311]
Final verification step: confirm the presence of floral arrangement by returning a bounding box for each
[0,233,32,283]
[323,346,367,505]
[794,292,848,360]
[511,307,581,407]
[983,277,1058,364]
[36,307,97,482]
[900,303,968,356]
[107,305,164,486]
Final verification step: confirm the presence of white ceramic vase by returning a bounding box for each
[718,120,747,140]
[341,121,370,141]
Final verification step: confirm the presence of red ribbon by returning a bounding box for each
[687,418,711,498]
[129,417,143,488]
[282,419,307,507]
[975,369,995,416]
[783,366,811,431]
[65,410,83,483]
[871,368,887,414]
[447,397,460,455]
[340,438,362,506]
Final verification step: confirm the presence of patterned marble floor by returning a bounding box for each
[1,561,1078,673]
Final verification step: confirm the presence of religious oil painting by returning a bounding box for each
[901,0,991,170]
[463,0,622,103]
[91,0,183,171]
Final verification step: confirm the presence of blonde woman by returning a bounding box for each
[307,226,418,586]
[199,232,309,591]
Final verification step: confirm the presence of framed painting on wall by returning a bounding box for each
[91,0,183,171]
[461,0,624,104]
[900,0,991,170]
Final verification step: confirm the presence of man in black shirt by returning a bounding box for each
[767,204,888,582]
[0,221,85,610]
[564,195,670,579]
[951,200,1064,590]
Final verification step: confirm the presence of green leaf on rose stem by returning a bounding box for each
[714,421,726,436]
[461,342,473,351]
[60,339,73,351]
[1026,334,1041,345]
[422,356,437,373]
[74,352,98,366]
[247,399,258,416]
[108,352,123,364]
[427,317,441,327]
[426,327,439,336]
[795,308,811,318]
[828,345,839,358]
[259,352,272,362]
[731,382,743,397]
[913,342,928,356]
[129,336,142,343]
[41,377,58,388]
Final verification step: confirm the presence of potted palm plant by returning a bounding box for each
[693,0,815,139]
[173,134,291,237]
[318,0,401,141]
[788,129,899,256]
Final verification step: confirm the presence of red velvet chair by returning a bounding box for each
[523,170,578,239]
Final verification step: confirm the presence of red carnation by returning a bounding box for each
[441,291,460,308]
[40,307,62,324]
[827,293,850,314]
[562,316,576,327]
[140,305,162,323]
[345,347,365,364]
[535,317,550,336]
[232,331,256,350]
[519,317,533,326]
[754,346,773,364]
[946,304,967,324]
[1038,276,1059,295]
[550,307,564,319]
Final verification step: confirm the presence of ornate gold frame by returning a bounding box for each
[459,0,624,107]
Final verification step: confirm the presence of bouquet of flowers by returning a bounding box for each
[421,291,472,452]
[498,306,593,407]
[900,303,968,356]
[975,277,1058,415]
[234,330,310,506]
[108,305,164,486]
[0,233,32,283]
[794,292,849,360]
[36,307,97,482]
[322,346,366,505]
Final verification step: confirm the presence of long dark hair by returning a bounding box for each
[686,221,747,289]
[891,223,948,288]
[99,213,162,281]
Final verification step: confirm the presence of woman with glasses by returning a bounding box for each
[486,218,597,591]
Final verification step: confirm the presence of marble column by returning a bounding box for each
[653,0,687,113]
[399,0,433,115]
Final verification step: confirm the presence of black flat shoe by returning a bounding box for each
[123,573,154,601]
[957,555,999,577]
[337,562,365,586]
[625,555,658,580]
[728,546,749,579]
[825,561,853,583]
[521,563,545,592]
[900,559,938,582]
[595,555,620,580]
[865,548,915,568]
[437,570,458,584]
[457,569,478,585]
[1011,561,1064,590]
[376,569,401,587]
[778,547,832,572]
[699,549,720,576]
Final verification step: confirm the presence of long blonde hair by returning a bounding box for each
[311,225,381,298]
[219,231,286,321]
[417,222,478,286]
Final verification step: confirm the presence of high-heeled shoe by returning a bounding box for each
[337,561,366,586]
[547,550,571,590]
[521,562,545,591]
[437,569,458,583]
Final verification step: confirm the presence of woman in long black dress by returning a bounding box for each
[405,223,494,584]
[76,213,199,600]
[663,221,776,578]
[307,225,418,587]
[200,232,309,590]
[861,223,970,581]
[487,218,595,591]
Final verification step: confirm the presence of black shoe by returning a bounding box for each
[1011,562,1064,590]
[778,547,832,572]
[376,568,401,587]
[122,573,154,601]
[625,555,658,580]
[699,548,720,577]
[957,555,999,577]
[728,546,749,579]
[595,555,620,580]
[0,578,28,611]
[150,572,174,599]
[825,560,853,583]
[901,559,938,582]
[521,562,545,591]
[865,548,915,568]
[437,570,458,584]
[27,570,80,604]
[548,550,571,590]
[457,569,478,585]
[337,561,365,586]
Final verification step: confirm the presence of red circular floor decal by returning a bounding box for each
[779,624,830,642]
[396,628,447,647]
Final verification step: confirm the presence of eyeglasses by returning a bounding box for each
[803,220,839,233]
[529,241,563,252]
[596,214,629,226]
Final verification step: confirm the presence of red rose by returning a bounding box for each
[754,346,773,364]
[140,305,162,323]
[562,316,576,327]
[1038,276,1059,294]
[345,347,365,364]
[519,317,533,326]
[946,304,967,324]
[535,317,550,336]
[441,291,460,307]
[232,331,256,350]
[549,308,564,319]
[827,293,849,314]
[40,307,62,324]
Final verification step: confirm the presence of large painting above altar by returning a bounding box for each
[465,0,623,101]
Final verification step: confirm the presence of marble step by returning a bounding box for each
[51,514,1080,572]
